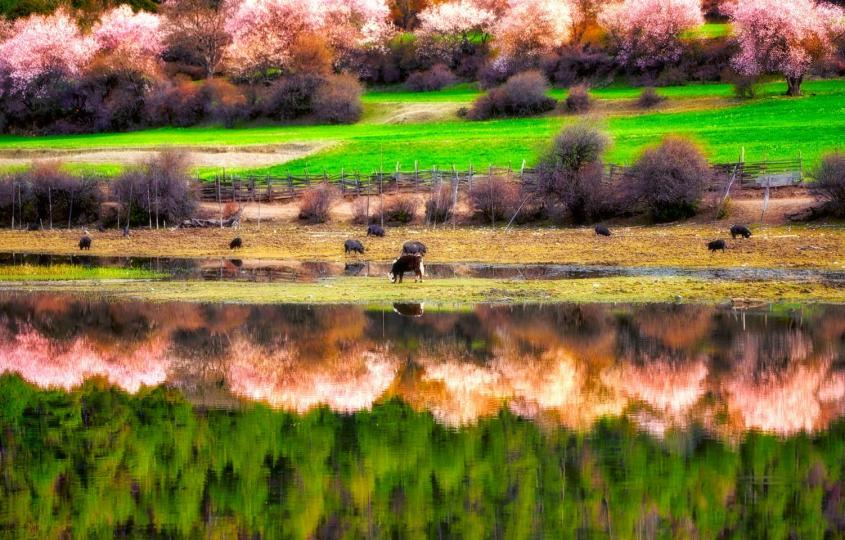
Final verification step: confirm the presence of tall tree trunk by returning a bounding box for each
[786,76,803,97]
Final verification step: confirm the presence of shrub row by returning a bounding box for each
[1,72,363,135]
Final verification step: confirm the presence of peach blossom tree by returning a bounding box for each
[0,10,98,89]
[598,0,703,71]
[495,0,573,59]
[727,0,845,96]
[92,6,164,72]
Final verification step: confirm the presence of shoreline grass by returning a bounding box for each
[3,275,841,305]
[0,264,165,281]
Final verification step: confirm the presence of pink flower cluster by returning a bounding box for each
[599,0,704,70]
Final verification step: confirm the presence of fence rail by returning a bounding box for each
[197,158,806,203]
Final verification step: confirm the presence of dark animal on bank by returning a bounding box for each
[595,224,611,237]
[79,233,92,251]
[344,239,365,254]
[401,241,427,256]
[389,254,424,283]
[366,224,385,237]
[26,223,40,231]
[229,237,242,250]
[393,302,425,317]
[730,225,752,239]
[707,239,726,252]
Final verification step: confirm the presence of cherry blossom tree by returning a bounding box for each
[496,0,574,58]
[92,6,164,72]
[0,10,98,89]
[727,0,845,96]
[223,0,324,79]
[417,0,497,40]
[322,0,394,53]
[598,0,703,71]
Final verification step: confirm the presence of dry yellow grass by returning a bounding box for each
[2,223,844,270]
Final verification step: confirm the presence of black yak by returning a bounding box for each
[707,239,726,252]
[344,239,365,254]
[79,234,92,250]
[730,225,752,239]
[595,224,611,237]
[389,254,424,283]
[229,237,242,250]
[367,224,385,237]
[401,241,427,256]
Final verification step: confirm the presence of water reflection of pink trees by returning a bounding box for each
[1,296,844,438]
[0,324,168,392]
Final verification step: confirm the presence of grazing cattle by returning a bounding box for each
[389,254,424,283]
[79,234,92,250]
[344,239,365,254]
[730,225,752,239]
[26,223,40,231]
[595,224,611,237]
[401,240,427,256]
[229,237,242,250]
[367,224,385,237]
[707,239,726,252]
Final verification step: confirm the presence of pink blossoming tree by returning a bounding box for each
[0,10,98,89]
[496,0,573,59]
[598,0,703,71]
[727,0,845,96]
[92,6,164,72]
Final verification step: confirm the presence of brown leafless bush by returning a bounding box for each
[378,194,419,224]
[298,183,339,223]
[111,151,197,227]
[811,152,845,217]
[469,176,522,223]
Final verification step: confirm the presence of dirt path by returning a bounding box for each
[0,142,333,169]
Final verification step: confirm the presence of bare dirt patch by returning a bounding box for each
[0,142,332,169]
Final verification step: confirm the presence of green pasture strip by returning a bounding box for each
[0,264,165,281]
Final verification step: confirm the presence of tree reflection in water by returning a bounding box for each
[1,296,845,537]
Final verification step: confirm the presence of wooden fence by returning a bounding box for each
[197,157,806,204]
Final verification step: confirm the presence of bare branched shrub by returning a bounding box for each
[378,194,419,224]
[622,136,709,223]
[0,162,102,228]
[425,184,455,223]
[810,152,845,216]
[468,70,556,120]
[352,197,375,225]
[564,85,592,113]
[298,183,339,223]
[112,151,196,227]
[636,87,665,109]
[313,74,363,124]
[469,176,521,223]
[536,124,612,223]
[406,64,456,91]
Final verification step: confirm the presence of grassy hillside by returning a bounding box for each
[1,79,842,176]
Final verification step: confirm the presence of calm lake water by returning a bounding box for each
[1,294,844,538]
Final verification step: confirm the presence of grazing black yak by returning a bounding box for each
[595,224,611,237]
[367,224,385,237]
[389,254,424,283]
[229,237,242,250]
[344,239,365,254]
[730,225,752,239]
[401,241,427,256]
[707,239,726,252]
[79,233,92,250]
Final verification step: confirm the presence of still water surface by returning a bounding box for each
[1,295,844,537]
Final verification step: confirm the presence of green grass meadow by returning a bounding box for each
[1,78,843,177]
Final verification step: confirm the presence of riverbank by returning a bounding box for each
[1,223,843,269]
[3,275,843,305]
